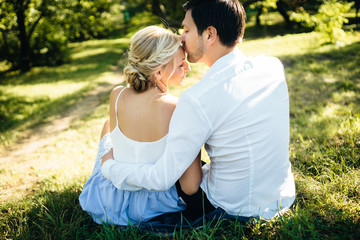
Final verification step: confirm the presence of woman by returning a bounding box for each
[79,26,202,225]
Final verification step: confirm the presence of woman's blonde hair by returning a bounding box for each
[124,26,181,93]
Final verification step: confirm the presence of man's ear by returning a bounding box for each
[204,26,217,45]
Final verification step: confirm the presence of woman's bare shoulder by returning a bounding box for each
[159,94,178,115]
[110,85,126,101]
[161,94,178,105]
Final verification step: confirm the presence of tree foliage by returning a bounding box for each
[0,0,119,72]
[1,0,357,73]
[58,0,117,41]
[291,0,354,44]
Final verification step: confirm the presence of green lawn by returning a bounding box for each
[1,26,360,239]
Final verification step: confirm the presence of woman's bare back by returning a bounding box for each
[109,86,177,142]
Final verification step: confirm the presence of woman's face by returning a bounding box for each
[162,47,190,87]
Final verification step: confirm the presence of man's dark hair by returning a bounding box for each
[183,0,246,47]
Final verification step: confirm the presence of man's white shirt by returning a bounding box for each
[102,49,296,219]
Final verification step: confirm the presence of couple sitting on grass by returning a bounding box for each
[79,0,296,231]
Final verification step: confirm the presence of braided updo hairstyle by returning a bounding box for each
[124,26,181,93]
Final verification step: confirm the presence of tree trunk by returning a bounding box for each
[0,31,9,59]
[15,0,31,72]
[276,0,293,28]
[151,0,167,20]
[151,0,181,29]
[256,6,263,27]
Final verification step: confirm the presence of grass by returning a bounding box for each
[0,38,130,146]
[1,17,360,239]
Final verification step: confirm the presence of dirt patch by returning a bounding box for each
[0,83,114,202]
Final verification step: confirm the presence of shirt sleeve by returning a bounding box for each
[101,93,212,191]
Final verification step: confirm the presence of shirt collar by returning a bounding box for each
[202,48,246,81]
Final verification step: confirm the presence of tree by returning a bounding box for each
[150,0,294,29]
[149,0,185,28]
[240,0,328,28]
[0,0,70,72]
[346,0,360,18]
[58,0,117,41]
[291,0,353,44]
[0,0,52,71]
[0,1,17,66]
[0,0,120,72]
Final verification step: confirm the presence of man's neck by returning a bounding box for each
[204,45,237,67]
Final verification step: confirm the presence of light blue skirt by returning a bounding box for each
[79,133,185,225]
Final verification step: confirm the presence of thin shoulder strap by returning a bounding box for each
[114,87,127,126]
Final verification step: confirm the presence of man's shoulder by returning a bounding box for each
[239,55,285,83]
[251,55,284,71]
[179,79,213,105]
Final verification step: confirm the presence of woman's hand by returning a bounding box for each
[101,148,114,165]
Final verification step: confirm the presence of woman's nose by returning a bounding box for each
[184,61,191,72]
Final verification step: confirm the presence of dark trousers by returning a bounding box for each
[139,182,252,234]
[139,163,253,233]
[175,180,216,221]
[138,181,218,233]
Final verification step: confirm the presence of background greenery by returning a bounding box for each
[1,0,360,72]
[1,1,360,239]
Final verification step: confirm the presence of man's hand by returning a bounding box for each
[101,148,114,165]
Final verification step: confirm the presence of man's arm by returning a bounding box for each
[101,94,212,191]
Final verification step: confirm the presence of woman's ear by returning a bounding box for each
[153,68,167,92]
[154,69,162,81]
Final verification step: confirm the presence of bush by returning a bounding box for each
[31,22,70,66]
[291,0,353,44]
[0,0,122,72]
[60,0,119,42]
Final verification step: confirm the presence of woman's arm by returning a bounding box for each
[178,150,202,195]
[100,86,125,165]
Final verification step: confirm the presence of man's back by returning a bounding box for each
[175,50,295,218]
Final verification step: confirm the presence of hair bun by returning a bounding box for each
[124,65,150,93]
[122,26,181,93]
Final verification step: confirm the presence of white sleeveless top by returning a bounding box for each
[79,87,185,226]
[110,88,168,164]
[79,88,185,226]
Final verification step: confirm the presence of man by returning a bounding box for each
[102,0,295,222]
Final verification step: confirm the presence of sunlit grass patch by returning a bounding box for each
[242,31,360,57]
[242,32,322,56]
[0,37,129,146]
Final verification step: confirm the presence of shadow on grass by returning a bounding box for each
[292,177,360,238]
[0,41,129,86]
[2,183,160,239]
[3,184,100,239]
[2,183,359,239]
[245,22,311,40]
[283,41,360,235]
[282,40,360,120]
[0,38,130,143]
[0,89,49,131]
[0,81,113,136]
[283,41,360,177]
